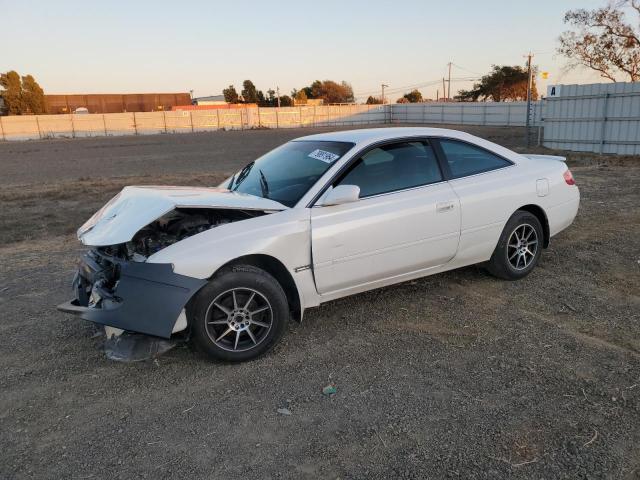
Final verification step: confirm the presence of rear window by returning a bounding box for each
[440,139,512,178]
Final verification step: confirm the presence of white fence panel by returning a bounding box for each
[104,113,136,136]
[37,114,74,138]
[191,111,219,132]
[134,112,165,135]
[543,82,640,155]
[0,101,541,141]
[165,111,193,133]
[390,102,540,127]
[258,108,278,128]
[217,110,243,130]
[71,114,109,137]
[276,107,302,128]
[0,116,40,140]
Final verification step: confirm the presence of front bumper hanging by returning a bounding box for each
[57,250,206,339]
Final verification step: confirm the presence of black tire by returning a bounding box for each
[189,265,289,362]
[486,210,544,280]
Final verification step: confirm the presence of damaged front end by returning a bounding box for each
[57,186,287,361]
[57,247,206,339]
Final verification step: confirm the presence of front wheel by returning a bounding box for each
[486,211,543,280]
[189,265,289,362]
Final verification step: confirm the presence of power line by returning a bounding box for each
[451,62,483,76]
[354,77,477,98]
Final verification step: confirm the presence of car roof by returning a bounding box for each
[293,127,477,147]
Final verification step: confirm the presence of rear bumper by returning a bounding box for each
[57,250,206,339]
[548,192,580,238]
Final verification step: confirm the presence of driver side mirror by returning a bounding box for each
[320,185,360,206]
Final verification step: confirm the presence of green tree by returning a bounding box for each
[402,89,423,103]
[294,89,308,104]
[307,80,322,99]
[0,71,22,115]
[241,80,259,103]
[365,96,383,104]
[266,89,276,106]
[279,95,293,107]
[21,75,46,114]
[223,85,240,103]
[0,70,46,115]
[558,1,640,81]
[456,65,537,102]
[257,90,266,106]
[301,85,314,99]
[298,80,354,104]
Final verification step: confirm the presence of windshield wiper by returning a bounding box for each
[231,161,255,190]
[226,173,236,189]
[258,169,270,199]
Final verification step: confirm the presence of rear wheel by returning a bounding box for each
[190,265,289,362]
[486,210,543,280]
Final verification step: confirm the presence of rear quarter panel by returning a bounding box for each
[530,159,580,236]
[447,154,579,268]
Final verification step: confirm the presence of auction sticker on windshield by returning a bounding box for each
[308,149,340,163]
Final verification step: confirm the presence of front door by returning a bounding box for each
[311,140,460,295]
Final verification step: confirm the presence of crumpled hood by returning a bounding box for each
[78,185,287,246]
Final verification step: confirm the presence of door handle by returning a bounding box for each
[436,201,455,213]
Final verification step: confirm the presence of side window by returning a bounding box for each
[439,139,512,178]
[336,141,442,198]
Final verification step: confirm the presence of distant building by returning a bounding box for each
[192,95,227,106]
[44,93,192,114]
[171,103,257,111]
[292,98,324,106]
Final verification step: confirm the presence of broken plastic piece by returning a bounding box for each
[322,385,337,396]
[104,331,180,362]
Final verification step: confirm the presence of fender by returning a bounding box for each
[147,208,321,313]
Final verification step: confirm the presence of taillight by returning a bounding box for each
[563,169,576,186]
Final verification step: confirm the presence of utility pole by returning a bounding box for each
[276,86,281,108]
[381,84,389,122]
[524,52,534,147]
[447,62,452,101]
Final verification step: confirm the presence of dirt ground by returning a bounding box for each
[1,126,639,479]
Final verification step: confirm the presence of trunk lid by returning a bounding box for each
[521,154,567,162]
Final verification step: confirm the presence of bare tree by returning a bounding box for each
[558,1,640,81]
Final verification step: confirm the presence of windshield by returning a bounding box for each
[228,140,354,207]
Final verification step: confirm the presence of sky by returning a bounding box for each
[0,0,616,102]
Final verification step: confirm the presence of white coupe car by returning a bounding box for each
[58,127,580,362]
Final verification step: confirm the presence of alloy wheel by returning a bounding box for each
[204,288,273,352]
[507,223,538,271]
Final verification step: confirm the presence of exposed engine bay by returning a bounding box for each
[100,208,266,260]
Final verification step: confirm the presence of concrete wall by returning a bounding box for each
[0,102,537,142]
[6,86,640,156]
[0,105,387,141]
